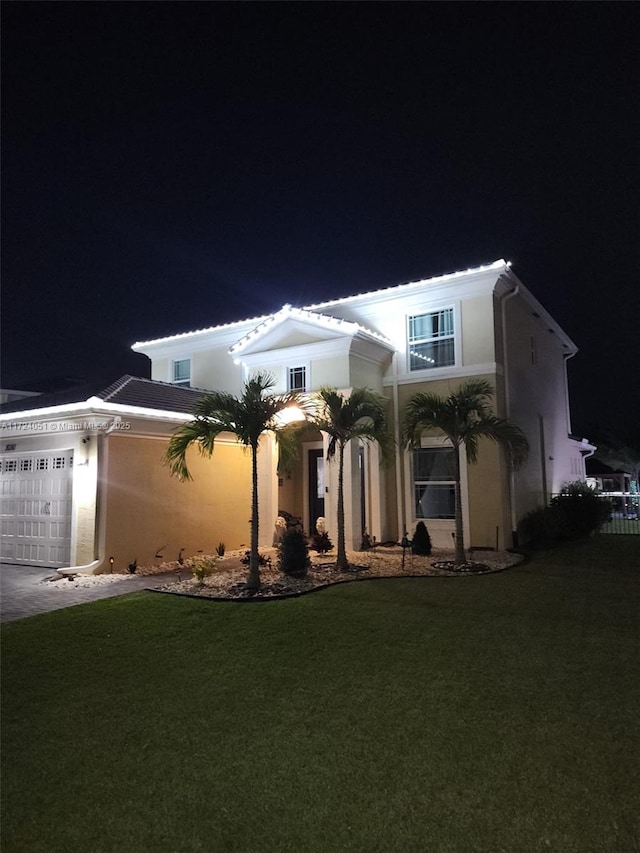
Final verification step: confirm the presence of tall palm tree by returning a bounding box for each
[402,380,529,566]
[166,372,306,591]
[309,387,393,571]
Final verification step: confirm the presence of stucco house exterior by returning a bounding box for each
[1,259,593,571]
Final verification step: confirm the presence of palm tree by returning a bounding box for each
[166,372,307,591]
[402,380,529,566]
[309,387,393,571]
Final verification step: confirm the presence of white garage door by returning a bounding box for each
[0,450,73,568]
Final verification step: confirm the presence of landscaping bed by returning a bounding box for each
[146,545,524,600]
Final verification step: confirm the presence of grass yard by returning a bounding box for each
[2,536,639,853]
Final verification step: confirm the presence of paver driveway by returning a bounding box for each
[0,563,179,622]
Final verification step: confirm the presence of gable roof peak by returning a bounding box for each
[229,303,394,357]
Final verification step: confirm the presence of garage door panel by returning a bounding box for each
[0,450,73,568]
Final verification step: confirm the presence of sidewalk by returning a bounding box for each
[0,563,183,623]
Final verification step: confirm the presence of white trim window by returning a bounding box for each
[287,366,307,393]
[408,308,455,371]
[172,359,191,387]
[413,447,456,519]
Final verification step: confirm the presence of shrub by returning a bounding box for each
[517,505,568,550]
[411,521,432,556]
[310,530,333,554]
[241,551,271,568]
[192,556,217,584]
[278,528,310,577]
[551,481,613,539]
[518,482,613,550]
[216,542,226,557]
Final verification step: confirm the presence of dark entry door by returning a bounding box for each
[308,448,325,534]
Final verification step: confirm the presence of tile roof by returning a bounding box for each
[99,376,206,413]
[0,376,206,416]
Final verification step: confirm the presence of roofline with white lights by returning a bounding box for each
[229,303,395,356]
[131,260,510,351]
[132,313,272,351]
[304,259,510,311]
[0,398,194,426]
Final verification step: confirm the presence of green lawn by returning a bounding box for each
[2,537,639,853]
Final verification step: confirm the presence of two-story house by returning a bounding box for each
[0,260,592,571]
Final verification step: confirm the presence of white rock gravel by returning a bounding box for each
[44,547,523,597]
[152,546,525,600]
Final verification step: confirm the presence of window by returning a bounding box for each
[408,308,454,371]
[413,447,456,519]
[288,366,306,392]
[172,359,191,387]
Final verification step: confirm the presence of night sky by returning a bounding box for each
[2,3,639,444]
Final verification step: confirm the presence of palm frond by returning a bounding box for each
[402,381,528,469]
[311,387,394,463]
[166,417,227,480]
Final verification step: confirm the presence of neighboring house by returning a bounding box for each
[585,458,631,494]
[585,458,638,520]
[0,259,594,570]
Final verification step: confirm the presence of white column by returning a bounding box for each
[366,441,385,544]
[257,433,279,549]
[342,440,363,552]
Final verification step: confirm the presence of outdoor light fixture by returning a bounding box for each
[274,406,307,427]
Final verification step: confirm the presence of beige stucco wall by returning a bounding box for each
[393,373,513,550]
[100,433,252,572]
[192,349,244,393]
[150,357,169,383]
[501,293,575,517]
[311,355,350,390]
[460,294,496,366]
[466,440,511,549]
[348,354,385,391]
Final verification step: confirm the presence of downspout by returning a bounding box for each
[563,351,577,436]
[499,282,520,542]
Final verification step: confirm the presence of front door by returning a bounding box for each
[308,448,325,535]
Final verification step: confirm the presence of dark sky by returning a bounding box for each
[2,3,639,444]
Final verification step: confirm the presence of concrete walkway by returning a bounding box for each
[0,563,183,623]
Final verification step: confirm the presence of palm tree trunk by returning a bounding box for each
[336,441,349,571]
[247,440,260,591]
[453,446,466,566]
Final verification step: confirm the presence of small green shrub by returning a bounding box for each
[411,521,432,556]
[278,528,310,577]
[191,556,217,584]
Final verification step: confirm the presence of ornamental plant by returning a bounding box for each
[278,528,310,577]
[411,521,432,556]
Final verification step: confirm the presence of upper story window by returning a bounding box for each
[172,359,191,387]
[408,308,455,371]
[288,366,307,393]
